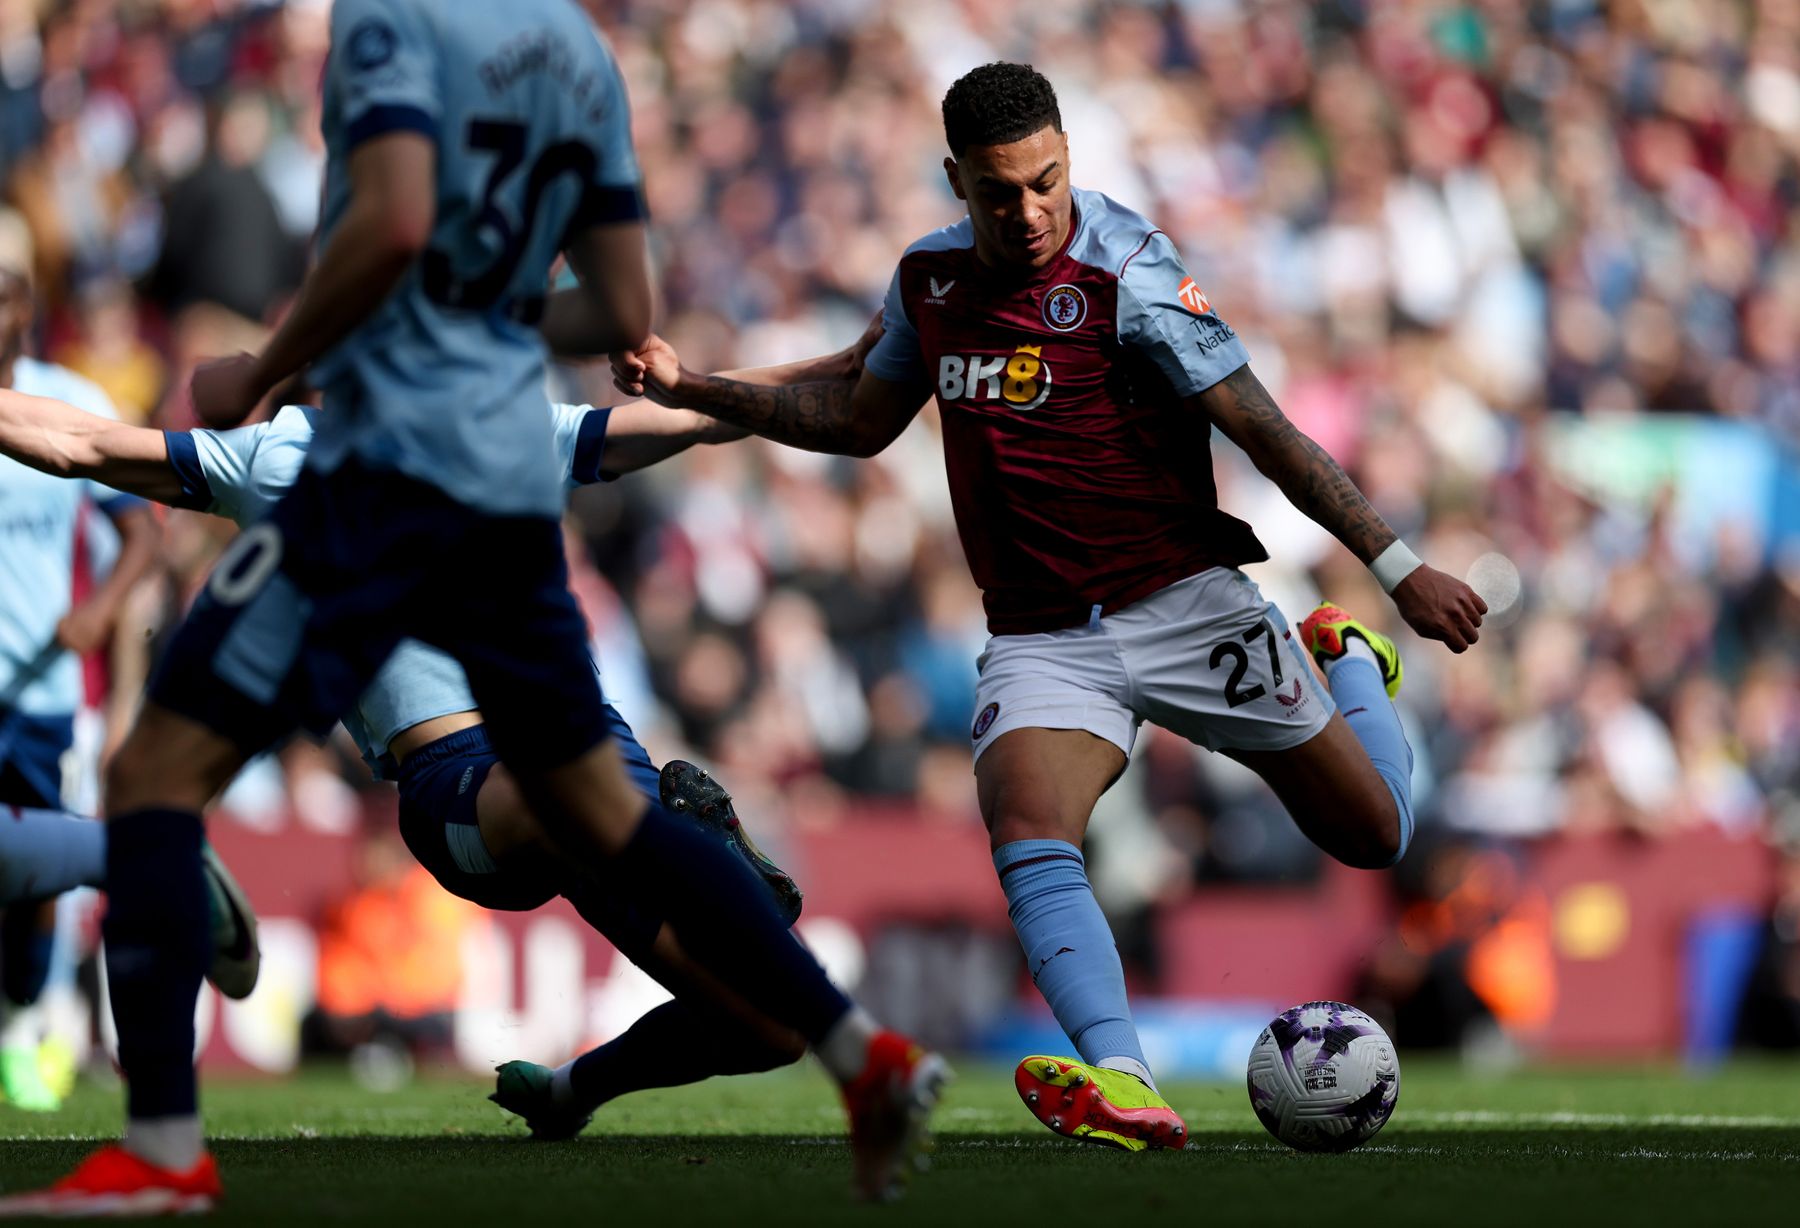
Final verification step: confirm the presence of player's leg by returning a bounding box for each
[1225,715,1407,869]
[84,702,249,1190]
[0,807,260,1001]
[1289,602,1413,864]
[527,743,806,1127]
[0,722,77,1112]
[89,497,369,1186]
[979,727,1142,1074]
[1123,572,1408,870]
[1216,603,1411,870]
[0,808,104,907]
[0,899,59,1112]
[979,729,1188,1150]
[493,921,806,1139]
[970,630,1189,1150]
[441,517,944,1199]
[393,714,805,1135]
[0,467,430,1214]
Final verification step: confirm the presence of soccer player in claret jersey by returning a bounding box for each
[0,2,941,1214]
[614,61,1487,1152]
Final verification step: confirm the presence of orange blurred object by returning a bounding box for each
[315,864,487,1020]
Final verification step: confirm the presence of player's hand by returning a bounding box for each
[1391,565,1487,653]
[610,334,684,406]
[55,600,113,657]
[191,353,269,429]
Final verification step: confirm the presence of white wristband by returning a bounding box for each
[1369,540,1424,594]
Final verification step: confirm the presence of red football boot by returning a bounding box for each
[0,1145,221,1217]
[839,1031,951,1202]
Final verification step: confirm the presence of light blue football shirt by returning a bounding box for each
[0,358,140,716]
[306,0,643,518]
[168,401,613,775]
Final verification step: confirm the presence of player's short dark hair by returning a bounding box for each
[941,62,1062,157]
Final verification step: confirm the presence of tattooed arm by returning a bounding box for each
[1199,364,1487,651]
[679,372,928,458]
[1200,365,1396,562]
[611,318,929,459]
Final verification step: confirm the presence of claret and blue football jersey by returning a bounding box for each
[864,187,1266,635]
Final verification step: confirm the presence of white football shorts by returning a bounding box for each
[969,569,1335,762]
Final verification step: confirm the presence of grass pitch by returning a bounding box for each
[2,1059,1798,1224]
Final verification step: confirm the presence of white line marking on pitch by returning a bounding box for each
[1398,1111,1800,1128]
[1162,1109,1800,1128]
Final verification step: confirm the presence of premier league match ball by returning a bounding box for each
[1246,1001,1400,1152]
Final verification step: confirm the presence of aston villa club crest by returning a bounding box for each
[972,702,1001,740]
[1042,284,1087,332]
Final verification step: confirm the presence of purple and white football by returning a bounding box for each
[1246,1001,1400,1152]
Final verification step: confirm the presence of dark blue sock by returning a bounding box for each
[618,803,850,1044]
[0,906,55,1007]
[569,1000,794,1111]
[103,809,209,1119]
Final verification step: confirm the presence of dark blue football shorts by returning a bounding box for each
[0,710,73,808]
[148,460,609,776]
[394,716,664,956]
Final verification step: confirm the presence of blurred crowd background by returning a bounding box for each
[2,0,1800,1061]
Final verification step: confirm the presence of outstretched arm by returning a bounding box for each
[1198,364,1487,651]
[611,320,927,460]
[0,388,183,503]
[602,315,892,471]
[596,402,746,476]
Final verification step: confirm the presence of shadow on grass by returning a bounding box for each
[2,1130,1798,1226]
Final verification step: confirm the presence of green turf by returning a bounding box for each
[3,1059,1798,1224]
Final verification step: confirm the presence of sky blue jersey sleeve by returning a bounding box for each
[863,264,926,385]
[1115,231,1250,397]
[172,406,316,525]
[327,0,442,150]
[178,426,264,521]
[550,402,614,489]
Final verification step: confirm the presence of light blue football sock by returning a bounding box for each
[993,839,1150,1080]
[1324,652,1416,864]
[0,807,105,906]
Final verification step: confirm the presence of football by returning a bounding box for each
[1246,1001,1400,1152]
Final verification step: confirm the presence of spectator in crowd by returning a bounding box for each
[143,87,296,324]
[302,809,489,1070]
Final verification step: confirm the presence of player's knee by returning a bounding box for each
[986,807,1084,851]
[103,732,198,816]
[761,1030,807,1071]
[525,742,652,858]
[104,708,244,816]
[1332,794,1405,870]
